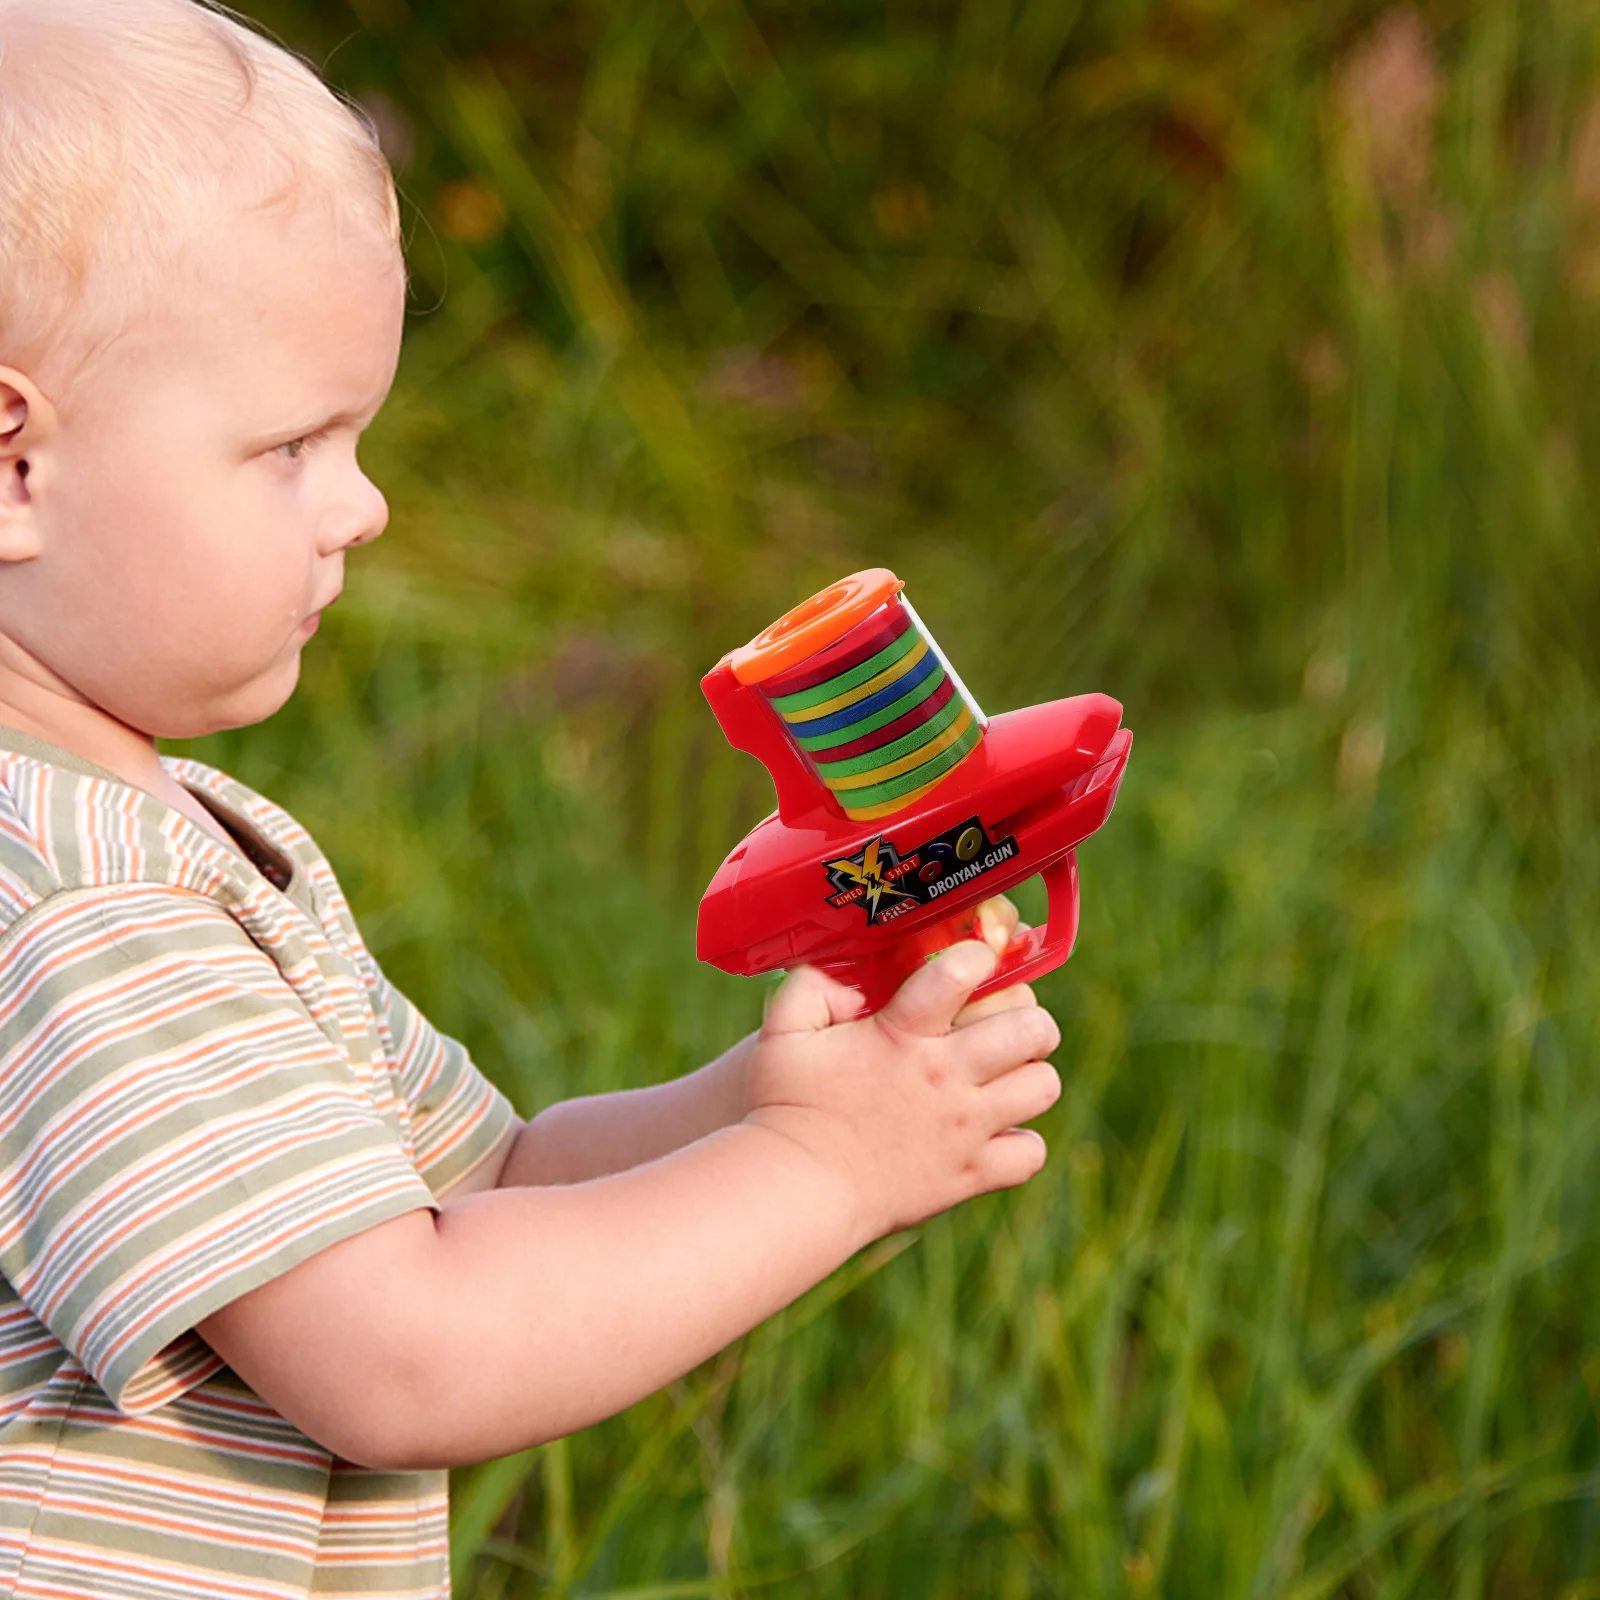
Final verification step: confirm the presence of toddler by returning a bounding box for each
[0,2,1062,1595]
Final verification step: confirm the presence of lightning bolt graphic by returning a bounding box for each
[827,836,912,922]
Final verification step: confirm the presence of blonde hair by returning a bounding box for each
[0,0,400,377]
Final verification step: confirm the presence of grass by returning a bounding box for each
[179,0,1600,1592]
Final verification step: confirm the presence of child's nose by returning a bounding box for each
[324,472,389,553]
[351,476,390,547]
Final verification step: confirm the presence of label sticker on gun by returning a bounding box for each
[824,815,1021,927]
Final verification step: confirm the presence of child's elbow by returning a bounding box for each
[312,1404,433,1474]
[198,1211,466,1469]
[241,1368,419,1471]
[311,1395,516,1474]
[283,1343,468,1472]
[297,1330,535,1472]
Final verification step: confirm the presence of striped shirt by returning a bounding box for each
[0,728,517,1598]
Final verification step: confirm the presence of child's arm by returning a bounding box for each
[197,940,1059,1471]
[455,1032,756,1192]
[450,899,1034,1193]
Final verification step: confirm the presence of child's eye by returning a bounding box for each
[275,429,327,462]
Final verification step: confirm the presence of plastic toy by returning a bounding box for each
[697,569,1131,1013]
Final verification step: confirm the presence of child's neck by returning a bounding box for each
[0,660,238,852]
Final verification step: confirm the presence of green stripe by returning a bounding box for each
[766,623,920,714]
[795,666,947,752]
[813,692,967,779]
[836,721,983,810]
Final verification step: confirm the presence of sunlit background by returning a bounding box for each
[185,2,1600,1594]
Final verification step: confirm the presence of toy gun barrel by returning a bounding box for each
[698,570,1129,1012]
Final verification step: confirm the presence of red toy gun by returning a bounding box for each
[697,569,1131,1012]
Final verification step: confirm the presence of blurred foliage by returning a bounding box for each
[180,0,1600,1594]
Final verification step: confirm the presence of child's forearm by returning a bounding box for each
[497,1034,755,1186]
[199,1119,863,1470]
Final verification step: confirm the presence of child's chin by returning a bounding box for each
[137,661,303,741]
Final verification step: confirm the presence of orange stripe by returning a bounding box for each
[17,1491,316,1558]
[9,1542,311,1599]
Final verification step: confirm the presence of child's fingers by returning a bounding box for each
[975,895,1021,953]
[877,940,999,1038]
[952,979,1038,1030]
[949,1005,1060,1084]
[981,1059,1062,1128]
[953,898,1032,1028]
[975,1127,1049,1192]
[762,966,864,1035]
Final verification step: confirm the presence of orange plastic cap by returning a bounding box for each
[730,569,905,686]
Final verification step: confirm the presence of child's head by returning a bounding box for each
[0,0,408,743]
[0,0,399,382]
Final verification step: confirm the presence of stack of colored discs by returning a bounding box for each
[758,599,984,822]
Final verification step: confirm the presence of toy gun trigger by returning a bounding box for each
[965,850,1081,1008]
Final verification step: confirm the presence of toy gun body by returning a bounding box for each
[697,570,1130,1013]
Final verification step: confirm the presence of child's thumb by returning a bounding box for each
[762,966,864,1035]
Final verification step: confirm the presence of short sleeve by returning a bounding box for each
[363,962,518,1195]
[0,887,439,1416]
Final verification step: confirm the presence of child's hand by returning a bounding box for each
[745,937,1061,1245]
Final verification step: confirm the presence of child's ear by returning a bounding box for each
[0,370,53,563]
